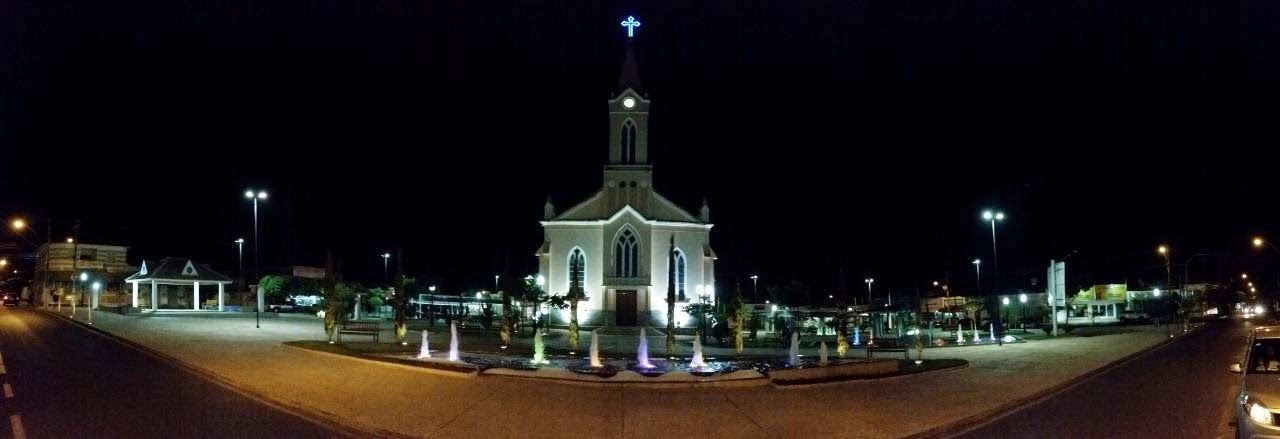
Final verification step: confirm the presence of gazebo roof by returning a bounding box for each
[125,257,233,283]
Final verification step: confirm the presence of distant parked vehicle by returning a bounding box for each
[1118,310,1149,323]
[1,292,18,306]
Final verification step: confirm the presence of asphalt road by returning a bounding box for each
[0,306,338,438]
[956,318,1251,439]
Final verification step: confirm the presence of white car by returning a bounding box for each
[1231,326,1280,438]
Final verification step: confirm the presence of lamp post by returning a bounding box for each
[90,281,100,325]
[864,278,874,307]
[427,285,437,327]
[1157,245,1178,330]
[982,210,1004,342]
[245,188,267,329]
[10,217,55,306]
[234,238,245,292]
[972,259,981,295]
[1018,293,1027,333]
[750,274,759,303]
[382,252,391,284]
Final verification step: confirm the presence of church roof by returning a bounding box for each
[549,189,703,224]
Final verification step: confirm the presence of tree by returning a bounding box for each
[834,307,851,357]
[665,237,677,356]
[258,274,290,298]
[391,250,409,344]
[963,298,984,329]
[728,283,748,354]
[287,277,322,297]
[322,252,342,343]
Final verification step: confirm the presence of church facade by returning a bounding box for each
[536,40,716,327]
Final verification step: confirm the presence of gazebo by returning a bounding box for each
[124,258,233,311]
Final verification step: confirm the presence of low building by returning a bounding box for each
[34,242,134,302]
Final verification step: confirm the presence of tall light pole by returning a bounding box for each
[235,238,245,292]
[90,281,100,325]
[11,217,54,305]
[245,189,267,329]
[982,211,1004,293]
[750,275,759,303]
[864,278,874,307]
[382,252,391,284]
[972,259,981,294]
[1156,245,1171,290]
[982,210,1004,340]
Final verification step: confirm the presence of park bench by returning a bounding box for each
[338,321,380,342]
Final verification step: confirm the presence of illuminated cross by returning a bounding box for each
[620,16,641,38]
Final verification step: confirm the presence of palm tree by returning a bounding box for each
[568,285,581,351]
[665,237,677,356]
[392,249,408,344]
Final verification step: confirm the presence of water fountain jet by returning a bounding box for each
[417,330,430,358]
[637,328,654,368]
[690,335,708,370]
[448,323,460,361]
[590,328,603,368]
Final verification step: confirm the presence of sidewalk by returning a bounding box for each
[47,307,1190,438]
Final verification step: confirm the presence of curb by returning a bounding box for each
[280,343,479,379]
[770,361,971,389]
[903,323,1211,439]
[35,308,409,439]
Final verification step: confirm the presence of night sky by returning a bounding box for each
[2,0,1279,299]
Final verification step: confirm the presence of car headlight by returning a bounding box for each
[1251,402,1275,425]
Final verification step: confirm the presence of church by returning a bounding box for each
[536,17,716,327]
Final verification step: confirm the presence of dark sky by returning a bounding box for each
[2,0,1279,299]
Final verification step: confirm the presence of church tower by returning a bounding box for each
[604,35,654,213]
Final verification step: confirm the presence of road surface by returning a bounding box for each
[0,306,338,438]
[956,318,1248,439]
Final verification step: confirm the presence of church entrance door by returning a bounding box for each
[616,290,637,326]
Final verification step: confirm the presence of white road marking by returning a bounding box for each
[10,415,25,439]
[4,383,14,398]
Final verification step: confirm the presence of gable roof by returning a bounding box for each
[126,257,233,283]
[550,189,703,224]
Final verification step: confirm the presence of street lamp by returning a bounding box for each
[244,188,267,329]
[234,238,245,292]
[982,211,1004,293]
[750,274,759,303]
[864,278,874,307]
[89,281,100,324]
[382,252,391,283]
[1019,293,1027,333]
[972,259,982,294]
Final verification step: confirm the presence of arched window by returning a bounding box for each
[620,120,637,164]
[614,228,639,278]
[568,248,585,293]
[673,249,687,301]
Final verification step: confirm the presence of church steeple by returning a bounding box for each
[603,14,654,212]
[618,41,642,92]
[608,42,650,167]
